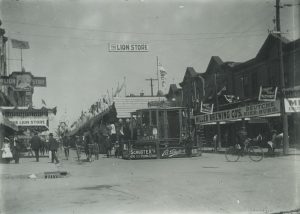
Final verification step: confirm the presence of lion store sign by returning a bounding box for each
[8,117,48,127]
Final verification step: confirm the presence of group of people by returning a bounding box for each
[29,132,60,163]
[73,119,132,160]
[1,132,60,164]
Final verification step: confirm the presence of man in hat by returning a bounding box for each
[30,132,42,162]
[48,133,59,164]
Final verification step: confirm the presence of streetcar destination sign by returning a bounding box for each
[108,43,149,52]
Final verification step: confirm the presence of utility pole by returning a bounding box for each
[275,0,289,155]
[214,73,221,151]
[145,78,158,97]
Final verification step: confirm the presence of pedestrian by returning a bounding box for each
[62,135,70,160]
[1,137,13,163]
[30,132,42,162]
[104,134,111,158]
[12,136,21,164]
[48,133,59,164]
[213,134,218,152]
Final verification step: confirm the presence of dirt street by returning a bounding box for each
[0,150,299,214]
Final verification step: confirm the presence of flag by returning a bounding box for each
[41,99,46,106]
[158,61,167,89]
[224,95,239,103]
[11,39,30,49]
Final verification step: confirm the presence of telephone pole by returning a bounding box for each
[145,78,158,97]
[275,0,289,155]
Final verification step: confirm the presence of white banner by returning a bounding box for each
[8,117,48,127]
[108,43,149,52]
[195,100,280,124]
[284,98,300,113]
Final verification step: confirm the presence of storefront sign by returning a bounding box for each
[108,43,149,52]
[284,98,300,113]
[200,102,213,114]
[195,100,280,124]
[258,86,278,101]
[8,117,48,127]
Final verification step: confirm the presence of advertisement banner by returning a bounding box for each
[129,147,157,159]
[108,43,149,52]
[284,98,300,113]
[200,102,214,114]
[161,147,198,158]
[195,100,280,124]
[258,86,278,101]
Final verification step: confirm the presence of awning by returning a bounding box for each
[0,115,18,131]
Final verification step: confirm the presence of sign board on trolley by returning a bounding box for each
[284,98,300,113]
[108,43,149,52]
[195,100,280,124]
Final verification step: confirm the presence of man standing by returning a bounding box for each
[48,133,59,164]
[30,132,41,162]
[62,135,70,160]
[13,137,21,164]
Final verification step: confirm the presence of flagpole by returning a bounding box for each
[6,37,9,75]
[20,48,23,70]
[156,56,160,96]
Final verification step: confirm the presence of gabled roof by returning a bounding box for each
[231,33,299,71]
[204,56,224,75]
[180,67,200,86]
[256,33,290,59]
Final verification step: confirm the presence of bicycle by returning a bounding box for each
[225,138,264,162]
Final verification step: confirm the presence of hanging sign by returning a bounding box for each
[108,43,149,52]
[0,72,46,90]
[200,102,214,114]
[258,86,278,101]
[284,98,300,113]
[195,100,280,124]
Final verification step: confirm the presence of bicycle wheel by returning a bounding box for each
[225,146,240,162]
[248,146,264,162]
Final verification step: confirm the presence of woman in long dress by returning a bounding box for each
[1,138,13,163]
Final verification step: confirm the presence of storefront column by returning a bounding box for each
[0,125,4,149]
[156,110,160,159]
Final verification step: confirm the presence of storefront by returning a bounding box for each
[0,106,56,150]
[194,100,282,147]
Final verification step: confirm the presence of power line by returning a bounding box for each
[7,31,268,44]
[3,19,267,36]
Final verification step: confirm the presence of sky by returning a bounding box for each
[0,0,299,131]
